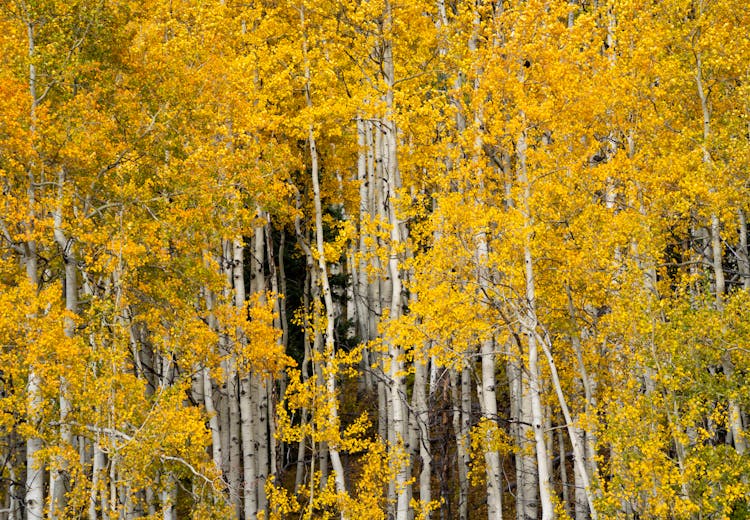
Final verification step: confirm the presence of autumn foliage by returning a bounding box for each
[0,0,749,519]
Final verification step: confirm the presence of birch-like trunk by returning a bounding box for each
[203,365,222,467]
[239,373,258,519]
[469,8,504,511]
[508,356,536,520]
[694,40,746,455]
[23,194,43,519]
[573,428,589,520]
[202,259,223,469]
[739,210,750,291]
[234,235,262,520]
[50,168,77,519]
[300,8,348,499]
[310,130,348,497]
[517,127,555,520]
[252,227,270,513]
[355,116,375,392]
[449,366,470,520]
[478,323,503,520]
[161,477,176,520]
[381,3,411,516]
[557,429,571,518]
[222,239,242,519]
[413,357,432,514]
[88,441,107,520]
[7,433,20,520]
[24,17,45,520]
[536,329,598,519]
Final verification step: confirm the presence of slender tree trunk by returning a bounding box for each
[739,209,750,291]
[536,331,598,519]
[310,133,348,498]
[203,365,221,467]
[240,374,258,519]
[476,237,503,520]
[573,427,589,520]
[48,166,80,519]
[558,428,571,519]
[517,126,554,520]
[708,215,745,453]
[694,37,747,455]
[301,8,348,501]
[508,355,537,520]
[294,257,313,494]
[355,116,375,392]
[413,357,432,514]
[8,435,20,520]
[450,367,470,520]
[161,477,176,520]
[256,377,270,512]
[25,285,44,520]
[381,4,411,515]
[480,334,504,520]
[24,17,45,520]
[202,271,224,466]
[89,441,107,520]
[252,227,271,513]
[233,235,261,520]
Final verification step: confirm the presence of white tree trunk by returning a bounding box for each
[255,377,270,512]
[50,168,77,520]
[476,232,503,520]
[739,209,750,291]
[413,357,432,514]
[381,3,411,515]
[252,227,270,513]
[294,260,313,494]
[518,127,555,520]
[202,363,221,467]
[695,38,747,455]
[537,330,598,519]
[573,427,589,520]
[508,355,537,520]
[161,478,176,520]
[240,374,258,519]
[301,8,348,499]
[24,19,45,520]
[450,367,470,520]
[558,429,571,519]
[89,441,107,520]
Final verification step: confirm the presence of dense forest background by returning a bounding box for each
[1,0,749,518]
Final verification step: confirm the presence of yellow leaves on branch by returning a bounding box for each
[468,418,512,487]
[265,440,404,520]
[218,291,292,378]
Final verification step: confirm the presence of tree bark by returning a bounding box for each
[739,209,750,291]
[449,365,471,520]
[518,126,554,520]
[300,7,348,501]
[413,357,432,515]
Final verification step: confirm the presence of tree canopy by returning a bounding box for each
[0,0,749,519]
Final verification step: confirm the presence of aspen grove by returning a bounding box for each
[0,0,749,518]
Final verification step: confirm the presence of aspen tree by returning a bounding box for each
[298,1,349,501]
